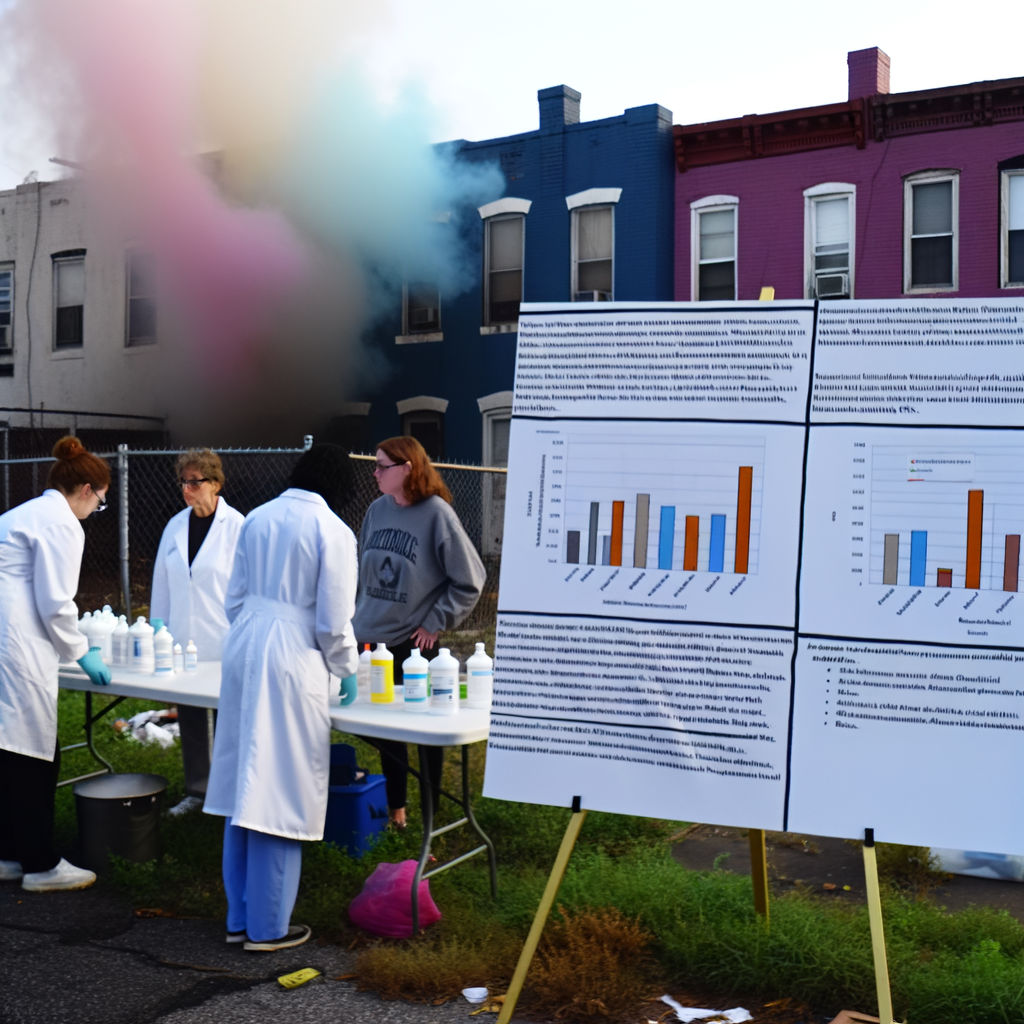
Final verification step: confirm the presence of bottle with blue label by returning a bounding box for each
[466,642,493,709]
[402,648,429,713]
[428,648,460,716]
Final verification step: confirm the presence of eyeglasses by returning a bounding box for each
[92,496,108,514]
[179,478,212,489]
[374,462,406,472]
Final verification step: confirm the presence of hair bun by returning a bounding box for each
[52,436,86,461]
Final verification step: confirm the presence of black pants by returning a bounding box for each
[357,638,445,815]
[0,741,62,874]
[178,705,216,798]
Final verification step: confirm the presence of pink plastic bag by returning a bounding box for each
[349,860,442,937]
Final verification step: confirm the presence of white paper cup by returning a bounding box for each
[462,987,488,1004]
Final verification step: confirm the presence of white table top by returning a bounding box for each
[57,663,490,746]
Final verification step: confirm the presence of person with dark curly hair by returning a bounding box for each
[204,444,359,951]
[0,437,111,893]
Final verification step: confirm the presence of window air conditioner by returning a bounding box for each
[411,307,439,325]
[815,274,849,299]
[574,290,612,302]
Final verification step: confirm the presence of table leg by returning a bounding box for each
[57,690,126,788]
[411,744,434,935]
[461,745,497,899]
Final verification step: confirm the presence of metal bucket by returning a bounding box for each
[73,773,167,873]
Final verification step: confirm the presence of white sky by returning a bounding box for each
[3,0,1022,190]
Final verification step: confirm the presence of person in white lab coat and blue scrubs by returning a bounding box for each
[0,437,112,892]
[150,449,243,814]
[204,444,359,951]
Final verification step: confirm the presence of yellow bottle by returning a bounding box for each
[370,642,394,704]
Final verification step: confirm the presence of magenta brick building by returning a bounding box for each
[673,48,1024,301]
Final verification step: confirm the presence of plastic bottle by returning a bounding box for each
[154,624,174,674]
[428,648,460,716]
[91,608,117,664]
[402,648,430,712]
[78,610,92,638]
[172,643,184,673]
[111,615,129,667]
[185,640,198,672]
[370,643,394,704]
[356,643,372,704]
[466,643,494,709]
[129,617,155,674]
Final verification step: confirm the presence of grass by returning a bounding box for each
[55,687,1024,1023]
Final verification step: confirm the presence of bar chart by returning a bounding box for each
[870,446,1024,592]
[561,433,764,576]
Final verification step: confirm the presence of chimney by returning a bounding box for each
[848,47,890,101]
[538,85,581,130]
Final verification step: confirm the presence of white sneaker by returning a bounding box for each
[0,860,23,882]
[21,858,96,892]
[167,795,204,817]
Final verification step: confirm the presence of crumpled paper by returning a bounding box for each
[117,709,180,747]
[660,995,753,1023]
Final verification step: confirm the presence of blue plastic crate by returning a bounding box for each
[324,744,389,856]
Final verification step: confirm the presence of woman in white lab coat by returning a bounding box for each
[0,437,112,893]
[150,449,243,812]
[204,444,358,951]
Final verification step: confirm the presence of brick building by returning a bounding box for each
[673,47,1024,302]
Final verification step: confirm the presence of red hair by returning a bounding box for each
[47,436,110,495]
[376,436,451,505]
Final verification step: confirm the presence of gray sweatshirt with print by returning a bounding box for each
[351,495,486,646]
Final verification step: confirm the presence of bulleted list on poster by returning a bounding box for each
[787,638,1024,853]
[482,614,792,828]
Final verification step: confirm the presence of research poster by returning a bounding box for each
[483,298,1024,853]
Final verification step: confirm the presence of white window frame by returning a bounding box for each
[52,254,86,350]
[0,263,12,353]
[690,195,738,301]
[903,170,959,294]
[482,213,526,329]
[571,204,615,301]
[478,391,513,557]
[1001,169,1024,288]
[803,183,856,300]
[397,282,443,344]
[125,249,157,347]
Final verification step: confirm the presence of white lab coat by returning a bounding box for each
[149,497,244,660]
[204,489,359,840]
[0,490,89,760]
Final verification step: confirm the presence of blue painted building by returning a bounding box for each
[336,85,674,470]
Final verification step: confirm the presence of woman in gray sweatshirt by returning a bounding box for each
[351,437,485,828]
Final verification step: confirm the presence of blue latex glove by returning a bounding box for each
[339,674,358,706]
[78,647,111,686]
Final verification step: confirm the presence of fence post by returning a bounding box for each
[118,443,131,620]
[1,422,7,512]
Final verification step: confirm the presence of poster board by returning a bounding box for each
[482,298,1024,853]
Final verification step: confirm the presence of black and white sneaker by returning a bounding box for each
[243,924,312,952]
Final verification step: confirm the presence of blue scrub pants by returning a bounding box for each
[222,819,303,942]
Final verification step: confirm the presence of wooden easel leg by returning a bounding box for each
[496,802,588,1024]
[863,828,896,1024]
[748,828,770,923]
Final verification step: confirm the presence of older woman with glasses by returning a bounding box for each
[150,449,244,814]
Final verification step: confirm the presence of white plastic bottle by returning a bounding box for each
[129,617,155,674]
[92,608,117,664]
[356,643,372,704]
[402,648,430,713]
[111,615,129,667]
[428,648,460,716]
[466,643,494,709]
[154,624,174,674]
[78,610,93,638]
[371,643,394,704]
[185,640,198,672]
[172,643,184,673]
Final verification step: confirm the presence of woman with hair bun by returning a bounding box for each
[352,436,485,829]
[0,436,111,893]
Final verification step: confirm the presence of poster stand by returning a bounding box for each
[496,799,588,1024]
[862,828,900,1024]
[748,829,770,922]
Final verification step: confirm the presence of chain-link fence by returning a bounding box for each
[0,440,504,633]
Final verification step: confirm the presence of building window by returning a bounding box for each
[904,171,958,293]
[403,282,441,335]
[484,214,524,325]
[572,206,613,301]
[0,266,11,352]
[804,184,855,299]
[690,196,738,301]
[402,410,444,459]
[479,391,512,556]
[53,252,85,349]
[126,250,157,346]
[1002,170,1024,288]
